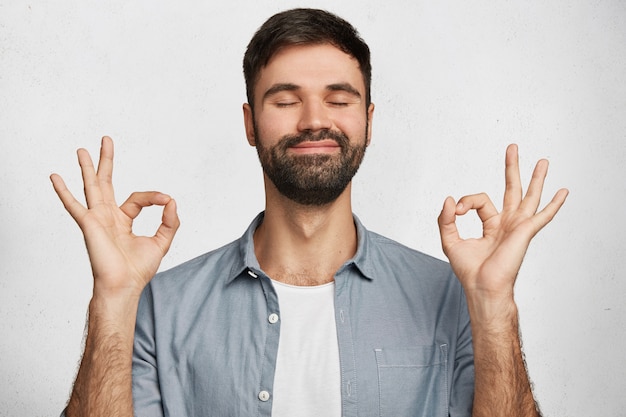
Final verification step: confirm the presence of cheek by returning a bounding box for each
[255,110,296,139]
[334,112,368,138]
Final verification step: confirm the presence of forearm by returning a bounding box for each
[66,294,139,417]
[468,297,540,417]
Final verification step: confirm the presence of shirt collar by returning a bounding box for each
[227,212,376,284]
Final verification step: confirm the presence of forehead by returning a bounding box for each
[255,43,365,97]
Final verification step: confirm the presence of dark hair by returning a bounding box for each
[243,8,372,109]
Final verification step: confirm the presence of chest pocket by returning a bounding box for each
[374,344,449,417]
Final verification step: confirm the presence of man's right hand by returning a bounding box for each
[52,136,179,417]
[50,136,180,299]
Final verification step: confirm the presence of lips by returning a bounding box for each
[289,139,341,154]
[292,139,340,148]
[278,129,349,154]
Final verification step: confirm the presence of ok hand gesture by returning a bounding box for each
[438,144,568,310]
[50,137,180,298]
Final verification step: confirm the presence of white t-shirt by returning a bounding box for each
[270,279,341,417]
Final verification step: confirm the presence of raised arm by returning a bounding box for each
[51,136,179,417]
[438,144,568,417]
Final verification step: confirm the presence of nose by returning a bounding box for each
[297,100,332,132]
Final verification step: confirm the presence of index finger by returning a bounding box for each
[119,192,173,220]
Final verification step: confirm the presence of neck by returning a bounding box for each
[254,183,357,286]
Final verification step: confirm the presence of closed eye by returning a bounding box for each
[275,101,299,108]
[326,95,358,107]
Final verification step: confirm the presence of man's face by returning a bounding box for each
[244,43,374,206]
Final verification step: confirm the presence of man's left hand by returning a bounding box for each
[438,144,568,316]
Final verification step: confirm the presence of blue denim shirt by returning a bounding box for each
[132,213,474,416]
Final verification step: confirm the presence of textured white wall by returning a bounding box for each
[1,1,624,416]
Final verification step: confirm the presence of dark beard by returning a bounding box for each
[255,127,367,206]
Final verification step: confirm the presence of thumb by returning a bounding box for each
[438,196,460,253]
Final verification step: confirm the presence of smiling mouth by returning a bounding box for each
[289,140,341,154]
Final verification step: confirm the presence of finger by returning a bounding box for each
[96,136,116,202]
[518,158,548,215]
[154,199,181,255]
[50,173,87,222]
[77,147,104,208]
[456,193,499,223]
[438,196,461,252]
[531,188,569,233]
[502,143,523,210]
[119,192,173,220]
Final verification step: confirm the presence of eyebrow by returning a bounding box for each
[262,82,362,101]
[262,83,300,101]
[326,83,362,99]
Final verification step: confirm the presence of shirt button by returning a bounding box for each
[268,313,279,324]
[258,390,270,401]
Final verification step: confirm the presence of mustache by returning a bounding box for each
[279,129,350,149]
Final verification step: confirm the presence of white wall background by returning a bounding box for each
[1,0,624,416]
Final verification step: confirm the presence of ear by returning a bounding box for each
[366,103,375,146]
[243,103,256,146]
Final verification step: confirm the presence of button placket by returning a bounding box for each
[255,274,280,415]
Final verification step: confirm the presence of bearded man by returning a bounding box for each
[52,8,568,417]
